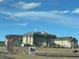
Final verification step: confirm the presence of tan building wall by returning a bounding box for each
[22,36,26,44]
[22,36,33,46]
[30,36,33,45]
[54,40,71,48]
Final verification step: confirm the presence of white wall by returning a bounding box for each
[22,35,34,46]
[54,40,72,48]
[22,36,26,44]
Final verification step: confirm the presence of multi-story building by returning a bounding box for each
[22,32,34,46]
[22,32,48,47]
[22,32,57,47]
[5,34,22,46]
[5,32,78,48]
[5,34,22,52]
[54,37,78,48]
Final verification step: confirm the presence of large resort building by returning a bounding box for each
[5,32,78,48]
[22,32,49,47]
[22,32,57,47]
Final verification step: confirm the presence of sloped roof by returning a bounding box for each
[23,32,48,37]
[55,37,78,42]
[6,34,22,39]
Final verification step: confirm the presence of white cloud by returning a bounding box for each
[12,2,41,10]
[51,10,69,14]
[13,10,69,18]
[13,10,70,18]
[71,8,79,14]
[0,10,16,19]
[0,23,29,27]
[0,0,4,2]
[0,10,12,15]
[0,10,70,18]
[34,28,38,32]
[16,23,29,26]
[1,10,79,28]
[14,11,79,28]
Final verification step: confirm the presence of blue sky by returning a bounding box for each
[0,0,79,43]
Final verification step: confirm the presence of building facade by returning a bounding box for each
[22,32,49,47]
[54,37,78,48]
[5,32,78,48]
[22,32,57,47]
[5,35,22,46]
[22,32,34,46]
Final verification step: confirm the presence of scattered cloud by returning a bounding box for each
[34,28,38,32]
[0,10,71,18]
[16,23,29,26]
[0,0,4,2]
[51,10,70,14]
[0,10,16,19]
[0,10,9,19]
[71,8,79,14]
[13,10,70,18]
[1,9,79,28]
[12,11,79,28]
[0,23,29,27]
[12,2,41,10]
[0,10,12,15]
[0,10,70,19]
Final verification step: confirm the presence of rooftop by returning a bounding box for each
[55,37,78,42]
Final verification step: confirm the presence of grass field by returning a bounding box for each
[1,54,79,59]
[0,46,79,59]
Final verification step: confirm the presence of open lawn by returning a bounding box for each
[0,46,79,59]
[0,54,79,59]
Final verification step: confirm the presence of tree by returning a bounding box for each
[47,34,57,47]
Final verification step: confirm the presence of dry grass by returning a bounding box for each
[1,54,79,59]
[0,46,79,59]
[36,48,79,54]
